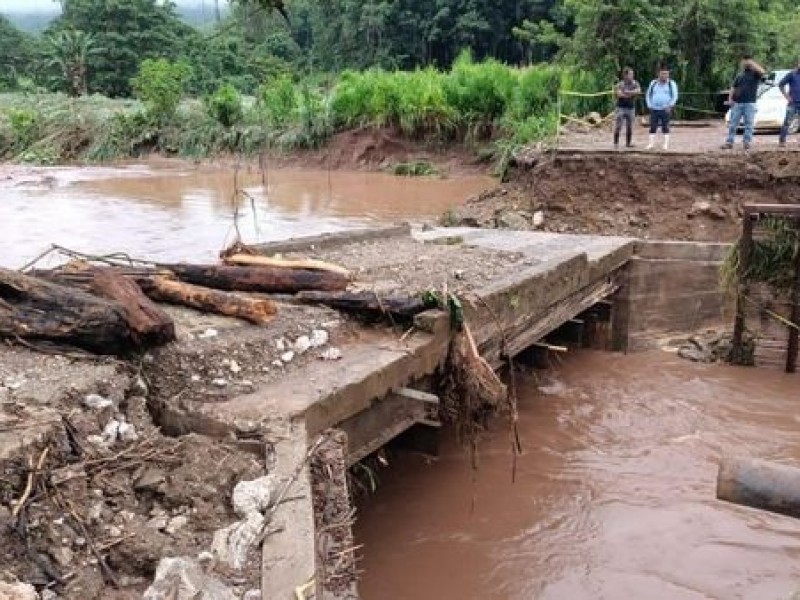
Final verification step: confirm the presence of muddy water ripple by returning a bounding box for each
[356,351,800,600]
[0,163,491,268]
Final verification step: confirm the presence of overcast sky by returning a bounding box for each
[0,0,226,12]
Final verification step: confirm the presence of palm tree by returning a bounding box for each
[43,29,102,97]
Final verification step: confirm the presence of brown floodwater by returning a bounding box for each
[356,351,800,600]
[0,163,492,268]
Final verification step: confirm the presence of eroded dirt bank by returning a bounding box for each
[450,151,800,241]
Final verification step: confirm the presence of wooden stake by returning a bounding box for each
[732,214,754,359]
[786,218,800,373]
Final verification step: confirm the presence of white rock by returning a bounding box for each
[271,359,283,369]
[294,335,312,354]
[3,379,24,391]
[40,590,59,600]
[166,515,190,535]
[320,347,343,361]
[0,581,38,600]
[83,394,114,410]
[280,351,295,364]
[229,360,242,374]
[243,590,261,600]
[232,475,277,518]
[190,374,201,382]
[212,378,228,387]
[211,514,264,570]
[310,329,329,348]
[275,338,286,351]
[147,516,169,531]
[101,419,121,444]
[198,328,218,339]
[118,418,138,443]
[533,210,545,228]
[134,375,149,395]
[87,501,104,524]
[143,556,237,600]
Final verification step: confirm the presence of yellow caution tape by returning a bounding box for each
[558,90,614,98]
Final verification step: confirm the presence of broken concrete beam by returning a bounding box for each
[717,457,800,519]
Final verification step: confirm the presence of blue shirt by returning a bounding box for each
[645,79,678,110]
[779,70,800,104]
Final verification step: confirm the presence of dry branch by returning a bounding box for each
[166,263,348,294]
[222,253,352,278]
[139,276,277,325]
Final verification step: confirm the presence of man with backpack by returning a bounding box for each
[645,67,679,150]
[613,67,641,149]
[723,54,766,150]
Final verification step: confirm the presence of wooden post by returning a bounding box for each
[731,214,754,361]
[786,218,800,373]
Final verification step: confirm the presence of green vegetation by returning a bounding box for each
[0,0,798,164]
[391,160,439,177]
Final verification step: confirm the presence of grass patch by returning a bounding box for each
[391,160,439,177]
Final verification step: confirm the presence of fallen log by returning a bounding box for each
[90,270,176,347]
[0,267,133,355]
[716,457,800,519]
[295,291,434,320]
[166,263,348,294]
[222,253,352,278]
[139,276,277,325]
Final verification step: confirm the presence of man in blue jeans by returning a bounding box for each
[778,58,800,147]
[723,55,765,150]
[645,67,678,150]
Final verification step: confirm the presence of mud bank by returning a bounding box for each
[450,150,800,241]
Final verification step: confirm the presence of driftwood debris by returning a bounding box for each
[717,457,800,519]
[89,270,176,346]
[139,276,277,325]
[167,263,348,294]
[222,253,352,278]
[295,291,433,320]
[0,267,133,354]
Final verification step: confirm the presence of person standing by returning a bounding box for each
[613,67,641,149]
[723,55,766,150]
[645,67,678,150]
[778,58,800,147]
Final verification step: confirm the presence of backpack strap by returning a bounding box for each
[648,80,656,99]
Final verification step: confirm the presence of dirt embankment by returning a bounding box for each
[449,151,800,241]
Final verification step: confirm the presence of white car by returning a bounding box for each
[725,69,800,132]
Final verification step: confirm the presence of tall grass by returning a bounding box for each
[0,55,607,164]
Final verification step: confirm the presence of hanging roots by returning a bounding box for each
[438,320,508,468]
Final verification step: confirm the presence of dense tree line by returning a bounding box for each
[1,0,799,98]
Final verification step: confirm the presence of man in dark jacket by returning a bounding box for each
[613,67,641,149]
[723,55,765,150]
[778,58,800,147]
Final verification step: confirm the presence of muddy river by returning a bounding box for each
[0,162,492,268]
[357,351,800,600]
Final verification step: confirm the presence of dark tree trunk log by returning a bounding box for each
[717,457,800,519]
[139,276,277,325]
[295,291,433,320]
[0,267,133,355]
[166,263,348,294]
[89,270,175,347]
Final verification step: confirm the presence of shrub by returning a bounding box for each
[207,83,243,127]
[131,59,192,122]
[7,107,39,149]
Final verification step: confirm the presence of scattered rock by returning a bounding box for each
[309,329,329,348]
[84,393,113,410]
[147,515,169,531]
[280,351,295,364]
[586,111,603,126]
[135,468,166,492]
[228,360,242,374]
[143,556,238,600]
[212,514,263,570]
[243,590,261,600]
[166,515,190,535]
[320,347,343,361]
[495,210,530,230]
[118,417,138,443]
[532,210,545,228]
[294,336,312,355]
[689,200,727,220]
[275,338,286,351]
[232,476,277,518]
[198,328,218,339]
[678,345,708,363]
[0,581,38,600]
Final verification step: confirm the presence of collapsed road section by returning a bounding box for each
[0,223,748,599]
